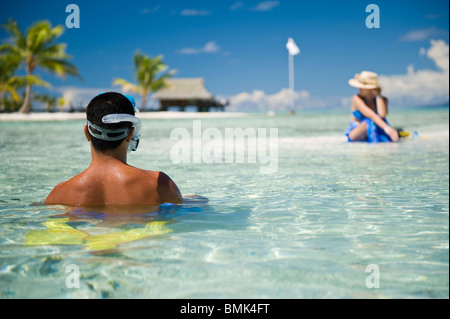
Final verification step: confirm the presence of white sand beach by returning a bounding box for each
[0,111,249,122]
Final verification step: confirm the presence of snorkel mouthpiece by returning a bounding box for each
[102,114,141,152]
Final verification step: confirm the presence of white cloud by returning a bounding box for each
[228,88,311,112]
[230,1,244,11]
[379,40,449,106]
[399,27,448,42]
[178,41,220,55]
[54,87,112,109]
[253,1,280,12]
[227,88,351,112]
[426,39,449,72]
[180,9,210,16]
[141,5,161,14]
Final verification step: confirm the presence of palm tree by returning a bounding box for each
[0,53,50,112]
[0,18,80,113]
[0,53,21,111]
[113,51,175,111]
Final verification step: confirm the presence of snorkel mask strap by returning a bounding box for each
[102,114,141,152]
[87,120,131,141]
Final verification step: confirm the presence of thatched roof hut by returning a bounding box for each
[153,78,228,112]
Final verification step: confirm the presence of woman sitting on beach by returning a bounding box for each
[345,71,399,143]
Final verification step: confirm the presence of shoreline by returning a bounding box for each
[0,111,250,122]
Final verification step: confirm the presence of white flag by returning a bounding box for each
[286,38,300,56]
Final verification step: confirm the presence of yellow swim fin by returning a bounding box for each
[25,218,88,246]
[84,221,172,251]
[25,218,172,251]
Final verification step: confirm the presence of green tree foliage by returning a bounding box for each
[0,18,81,113]
[113,51,175,111]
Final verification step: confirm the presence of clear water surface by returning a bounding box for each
[0,107,448,298]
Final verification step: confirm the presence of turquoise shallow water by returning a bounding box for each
[0,107,448,298]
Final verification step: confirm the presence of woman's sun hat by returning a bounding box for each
[348,71,380,89]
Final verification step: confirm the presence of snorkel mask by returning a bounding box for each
[87,93,141,152]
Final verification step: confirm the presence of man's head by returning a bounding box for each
[86,92,135,152]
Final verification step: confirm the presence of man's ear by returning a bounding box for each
[84,125,91,141]
[126,127,135,142]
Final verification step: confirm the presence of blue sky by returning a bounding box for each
[1,0,449,111]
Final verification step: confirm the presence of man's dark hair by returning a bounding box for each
[86,92,135,152]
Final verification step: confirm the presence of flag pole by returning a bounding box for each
[286,37,300,114]
[289,51,295,113]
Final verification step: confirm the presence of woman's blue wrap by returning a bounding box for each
[345,110,392,143]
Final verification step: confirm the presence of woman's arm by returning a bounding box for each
[375,95,389,118]
[353,95,399,141]
[353,95,388,129]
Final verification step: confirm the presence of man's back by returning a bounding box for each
[45,160,182,206]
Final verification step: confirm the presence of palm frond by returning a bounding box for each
[115,52,175,110]
[113,78,141,94]
[1,18,26,49]
[39,58,81,79]
[10,74,51,88]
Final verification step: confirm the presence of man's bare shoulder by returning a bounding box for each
[155,171,183,204]
[44,172,88,205]
[132,167,159,178]
[128,168,174,182]
[123,166,158,186]
[112,167,182,204]
[45,167,182,206]
[44,180,72,205]
[133,169,180,193]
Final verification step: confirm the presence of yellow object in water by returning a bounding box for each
[25,218,88,246]
[84,221,172,251]
[399,131,411,138]
[25,218,172,251]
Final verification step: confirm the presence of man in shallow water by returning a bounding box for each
[45,92,182,206]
